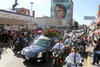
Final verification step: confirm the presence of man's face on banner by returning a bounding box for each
[54,4,66,19]
[55,6,64,19]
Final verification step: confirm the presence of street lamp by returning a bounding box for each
[30,2,34,30]
[30,2,34,16]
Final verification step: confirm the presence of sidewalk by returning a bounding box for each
[86,46,100,67]
[0,48,24,67]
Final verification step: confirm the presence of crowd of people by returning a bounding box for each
[0,29,42,55]
[0,29,42,45]
[92,38,100,65]
[52,29,100,67]
[0,28,100,66]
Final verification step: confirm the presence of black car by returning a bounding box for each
[21,35,55,62]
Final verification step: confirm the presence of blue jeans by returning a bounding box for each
[93,51,99,64]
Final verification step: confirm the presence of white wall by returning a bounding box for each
[36,18,46,28]
[0,10,35,24]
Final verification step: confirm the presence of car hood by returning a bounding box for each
[22,45,48,57]
[23,45,48,53]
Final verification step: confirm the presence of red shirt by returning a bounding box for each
[84,35,88,40]
[19,36,23,38]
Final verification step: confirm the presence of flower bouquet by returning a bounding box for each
[42,29,60,38]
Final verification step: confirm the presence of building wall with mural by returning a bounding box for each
[51,0,73,26]
[97,5,100,29]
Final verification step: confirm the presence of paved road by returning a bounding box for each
[0,47,98,67]
[0,48,52,67]
[87,46,100,67]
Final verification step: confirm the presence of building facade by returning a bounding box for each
[36,16,68,29]
[97,5,100,29]
[0,9,35,31]
[89,21,96,30]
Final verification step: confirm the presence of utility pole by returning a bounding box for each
[30,2,34,16]
[30,2,34,30]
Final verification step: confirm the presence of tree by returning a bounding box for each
[74,21,79,29]
[70,26,74,29]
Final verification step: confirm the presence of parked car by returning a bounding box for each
[21,35,55,62]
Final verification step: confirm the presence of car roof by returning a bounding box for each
[38,35,51,40]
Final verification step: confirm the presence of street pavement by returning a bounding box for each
[0,46,99,67]
[0,48,52,67]
[87,46,100,67]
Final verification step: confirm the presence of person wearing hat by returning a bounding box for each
[65,48,83,67]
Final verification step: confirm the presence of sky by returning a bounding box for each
[0,0,100,25]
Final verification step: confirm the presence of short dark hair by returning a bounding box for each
[55,4,66,18]
[98,38,100,41]
[59,39,62,41]
[74,48,79,51]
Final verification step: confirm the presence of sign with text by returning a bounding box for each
[84,16,96,20]
[53,0,69,2]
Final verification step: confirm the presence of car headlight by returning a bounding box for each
[37,52,42,58]
[21,50,24,55]
[21,49,28,55]
[21,49,26,55]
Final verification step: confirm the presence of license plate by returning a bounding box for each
[25,56,29,60]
